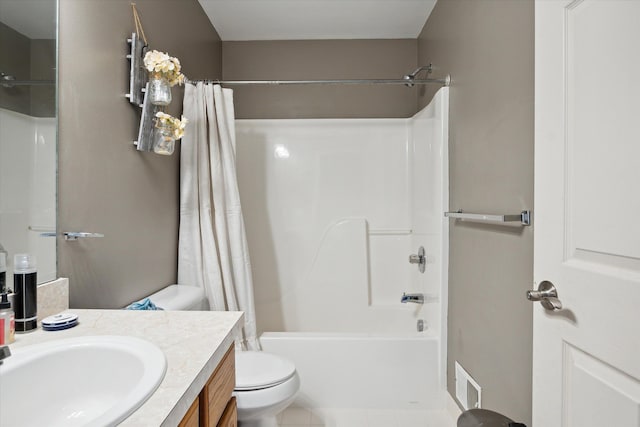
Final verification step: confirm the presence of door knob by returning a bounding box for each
[527,280,562,311]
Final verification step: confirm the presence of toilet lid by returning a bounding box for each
[235,351,296,391]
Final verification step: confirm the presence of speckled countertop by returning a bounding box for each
[9,309,244,426]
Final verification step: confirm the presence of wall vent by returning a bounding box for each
[455,361,482,410]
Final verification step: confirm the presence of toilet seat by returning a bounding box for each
[235,351,297,391]
[233,371,301,422]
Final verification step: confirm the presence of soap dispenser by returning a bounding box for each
[0,293,15,344]
[0,252,6,293]
[13,254,37,332]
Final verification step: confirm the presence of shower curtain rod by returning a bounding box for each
[185,76,450,86]
[185,64,449,87]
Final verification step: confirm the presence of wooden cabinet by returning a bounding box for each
[178,397,200,427]
[217,398,237,427]
[201,345,236,426]
[180,345,237,427]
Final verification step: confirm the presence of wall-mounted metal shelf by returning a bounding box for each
[444,210,531,226]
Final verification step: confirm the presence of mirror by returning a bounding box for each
[0,0,57,289]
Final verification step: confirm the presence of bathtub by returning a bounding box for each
[260,332,446,410]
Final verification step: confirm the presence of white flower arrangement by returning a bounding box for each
[155,112,188,140]
[144,50,185,86]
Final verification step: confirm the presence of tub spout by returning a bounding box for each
[401,293,424,304]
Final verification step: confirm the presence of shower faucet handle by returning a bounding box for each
[409,246,426,273]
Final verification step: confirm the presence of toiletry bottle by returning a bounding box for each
[14,254,37,332]
[0,252,6,293]
[0,293,15,344]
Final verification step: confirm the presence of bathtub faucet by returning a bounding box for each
[401,293,424,304]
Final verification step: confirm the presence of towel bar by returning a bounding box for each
[444,210,531,226]
[63,232,105,241]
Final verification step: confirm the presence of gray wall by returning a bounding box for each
[0,22,31,115]
[222,39,417,118]
[30,39,56,118]
[58,0,222,308]
[0,22,55,117]
[417,0,534,424]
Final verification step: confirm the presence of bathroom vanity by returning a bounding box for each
[7,309,243,426]
[180,345,237,427]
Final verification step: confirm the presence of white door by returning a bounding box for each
[534,1,640,426]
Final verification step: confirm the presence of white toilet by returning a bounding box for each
[143,284,210,310]
[234,351,300,427]
[142,285,300,427]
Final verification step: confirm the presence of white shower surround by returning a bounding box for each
[0,108,56,286]
[236,88,449,409]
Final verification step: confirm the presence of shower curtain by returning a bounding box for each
[178,83,259,350]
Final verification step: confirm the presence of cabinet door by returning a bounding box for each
[178,396,199,427]
[217,397,237,427]
[200,345,236,427]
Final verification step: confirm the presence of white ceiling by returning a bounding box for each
[198,0,437,41]
[0,0,56,39]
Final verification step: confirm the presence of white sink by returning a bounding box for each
[0,335,167,427]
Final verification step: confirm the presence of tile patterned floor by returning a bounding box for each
[276,407,457,427]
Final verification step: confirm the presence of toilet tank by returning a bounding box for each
[146,285,209,311]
